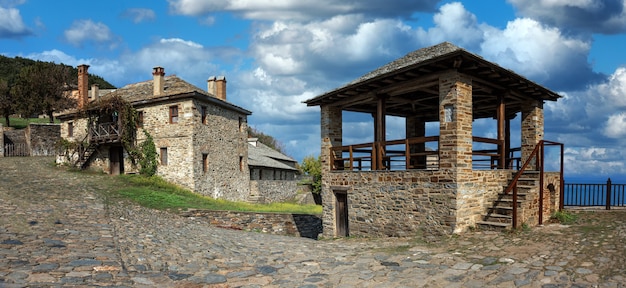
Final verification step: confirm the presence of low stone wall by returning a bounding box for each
[181,209,322,239]
[27,123,61,156]
[250,180,298,203]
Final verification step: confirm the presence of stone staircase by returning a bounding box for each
[477,171,540,230]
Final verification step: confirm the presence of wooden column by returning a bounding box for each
[505,118,511,168]
[497,95,505,169]
[406,116,426,169]
[375,95,387,170]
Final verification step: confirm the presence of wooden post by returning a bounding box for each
[375,95,386,170]
[606,178,612,210]
[497,95,505,169]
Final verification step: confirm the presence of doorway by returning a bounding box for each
[109,146,124,175]
[335,191,349,237]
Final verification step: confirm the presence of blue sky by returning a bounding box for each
[2,0,626,181]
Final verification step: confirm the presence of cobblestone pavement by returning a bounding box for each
[1,157,625,287]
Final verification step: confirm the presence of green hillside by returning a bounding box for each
[0,55,116,89]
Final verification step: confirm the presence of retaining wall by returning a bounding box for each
[181,209,322,239]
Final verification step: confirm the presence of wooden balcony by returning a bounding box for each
[89,122,122,144]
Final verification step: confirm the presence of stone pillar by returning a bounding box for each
[439,71,473,233]
[406,116,426,168]
[438,71,473,174]
[521,100,544,166]
[320,105,342,237]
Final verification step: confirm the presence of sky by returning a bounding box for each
[1,0,626,182]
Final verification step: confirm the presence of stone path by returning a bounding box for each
[1,157,625,287]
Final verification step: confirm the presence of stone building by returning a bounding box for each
[57,65,253,201]
[247,137,299,203]
[305,42,565,237]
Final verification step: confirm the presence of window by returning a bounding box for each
[238,117,243,132]
[137,111,144,128]
[201,106,207,124]
[239,156,244,172]
[68,122,73,137]
[169,106,178,124]
[202,153,208,173]
[160,147,168,165]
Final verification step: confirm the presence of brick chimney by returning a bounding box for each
[152,67,165,96]
[77,64,89,109]
[91,84,99,100]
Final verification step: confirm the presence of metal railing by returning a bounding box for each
[564,178,626,209]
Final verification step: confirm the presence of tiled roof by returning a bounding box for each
[247,139,298,171]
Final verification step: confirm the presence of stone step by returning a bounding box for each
[476,220,511,230]
[487,206,515,216]
[493,199,523,208]
[483,213,512,223]
[498,193,529,200]
[247,195,265,204]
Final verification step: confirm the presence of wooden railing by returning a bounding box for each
[330,136,521,171]
[89,122,122,143]
[503,140,564,228]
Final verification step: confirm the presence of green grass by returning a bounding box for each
[551,210,579,225]
[0,117,59,129]
[115,174,322,214]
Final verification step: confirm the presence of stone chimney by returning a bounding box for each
[77,64,89,109]
[152,67,165,96]
[207,75,226,101]
[215,76,226,101]
[91,84,99,100]
[207,76,216,96]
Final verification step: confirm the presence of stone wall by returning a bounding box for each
[460,170,512,227]
[181,210,322,239]
[325,170,459,237]
[250,180,298,203]
[27,124,61,156]
[190,98,250,201]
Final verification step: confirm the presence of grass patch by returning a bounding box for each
[115,174,322,214]
[0,117,59,129]
[551,210,579,225]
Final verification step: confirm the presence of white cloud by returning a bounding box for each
[122,8,156,23]
[63,19,119,48]
[507,0,626,34]
[604,113,626,138]
[416,2,485,48]
[167,0,439,21]
[0,6,30,38]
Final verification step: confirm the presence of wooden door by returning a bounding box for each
[109,147,124,175]
[335,192,349,237]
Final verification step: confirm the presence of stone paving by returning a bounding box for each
[1,157,625,287]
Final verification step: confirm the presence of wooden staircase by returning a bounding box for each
[76,143,98,169]
[477,171,540,230]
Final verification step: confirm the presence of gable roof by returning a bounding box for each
[58,75,251,119]
[305,42,561,121]
[247,139,298,171]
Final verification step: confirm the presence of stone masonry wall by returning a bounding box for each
[190,98,250,201]
[137,99,195,191]
[182,209,322,239]
[27,124,61,156]
[327,170,457,237]
[521,100,544,164]
[250,180,298,203]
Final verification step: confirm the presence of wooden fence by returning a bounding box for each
[564,178,626,210]
[3,143,30,157]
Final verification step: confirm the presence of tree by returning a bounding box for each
[0,78,14,127]
[300,155,322,194]
[11,62,75,123]
[247,126,287,154]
